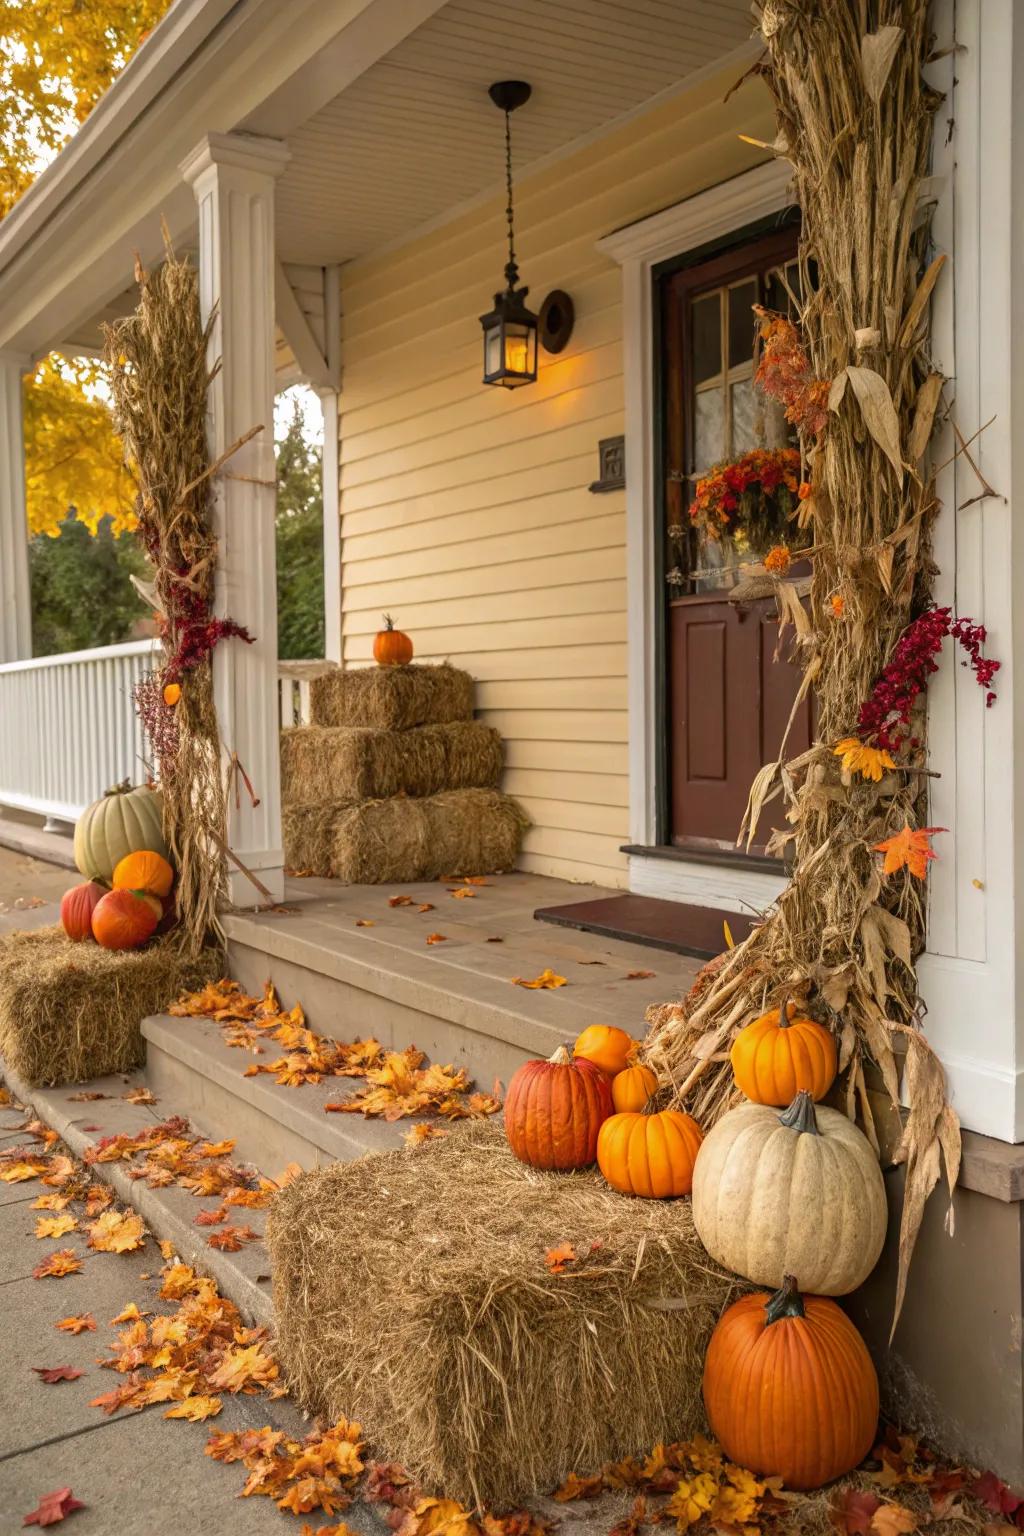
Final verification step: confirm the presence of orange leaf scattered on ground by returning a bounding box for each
[35,1214,77,1240]
[164,1395,223,1422]
[207,1224,258,1252]
[87,1210,145,1254]
[0,1157,48,1183]
[22,1487,85,1526]
[33,1251,82,1280]
[449,888,476,899]
[425,933,447,944]
[195,1205,228,1227]
[403,1125,449,1147]
[55,1315,95,1335]
[355,919,375,927]
[874,823,945,879]
[124,1086,158,1105]
[417,903,435,913]
[544,1242,577,1274]
[512,969,567,990]
[110,1302,150,1324]
[388,895,414,907]
[32,1365,84,1384]
[624,970,655,980]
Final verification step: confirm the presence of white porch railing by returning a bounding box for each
[0,646,334,827]
[0,640,158,825]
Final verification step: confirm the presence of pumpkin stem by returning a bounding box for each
[764,1274,805,1326]
[550,1044,573,1065]
[778,1089,820,1136]
[382,613,395,631]
[778,996,793,1029]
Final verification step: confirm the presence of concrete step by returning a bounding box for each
[143,1012,412,1171]
[222,873,701,1090]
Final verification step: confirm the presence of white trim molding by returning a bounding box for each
[0,349,32,662]
[596,160,793,897]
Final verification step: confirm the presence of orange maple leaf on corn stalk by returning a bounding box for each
[874,825,945,881]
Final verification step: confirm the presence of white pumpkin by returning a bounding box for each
[74,783,168,883]
[691,1090,887,1296]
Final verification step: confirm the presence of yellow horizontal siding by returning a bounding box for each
[337,63,775,887]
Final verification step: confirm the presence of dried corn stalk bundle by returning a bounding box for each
[644,0,959,1325]
[104,249,231,957]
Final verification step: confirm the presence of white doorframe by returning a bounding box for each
[596,160,793,914]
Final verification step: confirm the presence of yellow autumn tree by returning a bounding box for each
[1,0,171,535]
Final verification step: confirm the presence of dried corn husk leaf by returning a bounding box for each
[897,254,947,350]
[907,372,945,463]
[890,1031,959,1335]
[861,25,904,102]
[846,366,905,483]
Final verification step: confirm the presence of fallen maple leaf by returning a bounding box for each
[110,1302,151,1324]
[388,895,414,907]
[195,1205,228,1227]
[874,823,945,879]
[425,933,447,944]
[35,1214,77,1240]
[22,1487,85,1526]
[164,1395,223,1422]
[32,1365,84,1384]
[512,969,567,990]
[123,1086,157,1105]
[31,1193,71,1212]
[545,1241,578,1274]
[833,1488,882,1534]
[624,970,655,980]
[207,1342,278,1393]
[553,1470,604,1502]
[197,1139,236,1158]
[55,1315,95,1335]
[67,1091,109,1102]
[417,902,435,912]
[355,919,375,927]
[87,1210,145,1254]
[449,888,476,899]
[1,1158,48,1183]
[404,1124,449,1147]
[870,1505,919,1535]
[33,1251,82,1280]
[207,1224,258,1252]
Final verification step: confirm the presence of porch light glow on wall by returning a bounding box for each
[480,82,575,388]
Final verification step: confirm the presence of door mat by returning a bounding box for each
[533,892,756,960]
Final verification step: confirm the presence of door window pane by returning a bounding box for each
[694,388,724,469]
[728,279,758,368]
[691,293,721,385]
[730,377,757,455]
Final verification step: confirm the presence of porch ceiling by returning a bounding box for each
[272,0,755,266]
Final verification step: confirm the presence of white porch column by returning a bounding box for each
[182,131,290,906]
[0,351,32,662]
[319,263,342,664]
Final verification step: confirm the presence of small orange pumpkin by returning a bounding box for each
[573,1024,636,1077]
[373,614,414,667]
[729,999,837,1105]
[91,888,160,951]
[597,1102,703,1198]
[163,682,181,706]
[504,1044,612,1170]
[703,1274,879,1489]
[112,849,174,900]
[60,881,105,942]
[611,1062,658,1113]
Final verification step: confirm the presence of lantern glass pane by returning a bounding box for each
[504,322,532,376]
[485,325,503,377]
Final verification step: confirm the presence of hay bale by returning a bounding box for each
[268,1122,736,1510]
[310,663,474,731]
[281,721,503,804]
[282,801,346,874]
[0,926,222,1087]
[335,788,526,882]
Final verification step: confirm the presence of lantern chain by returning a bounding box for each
[503,107,519,292]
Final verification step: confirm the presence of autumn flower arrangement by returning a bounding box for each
[687,446,801,549]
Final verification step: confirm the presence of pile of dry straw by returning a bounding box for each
[0,927,220,1086]
[268,1123,736,1510]
[282,662,527,881]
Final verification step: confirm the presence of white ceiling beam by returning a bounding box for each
[274,261,332,390]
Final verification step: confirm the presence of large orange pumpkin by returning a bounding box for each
[60,881,105,942]
[729,999,837,1105]
[703,1275,879,1489]
[504,1045,612,1170]
[611,1062,658,1113]
[112,849,174,900]
[597,1103,703,1198]
[573,1024,636,1078]
[91,888,160,951]
[373,614,414,666]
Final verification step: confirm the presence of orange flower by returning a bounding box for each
[763,545,791,575]
[831,594,846,618]
[798,481,812,500]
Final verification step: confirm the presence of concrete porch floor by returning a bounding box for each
[224,870,702,1070]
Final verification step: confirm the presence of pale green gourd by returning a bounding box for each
[74,782,168,883]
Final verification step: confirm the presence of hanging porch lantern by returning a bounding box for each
[480,80,539,388]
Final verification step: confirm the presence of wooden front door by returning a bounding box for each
[660,224,813,855]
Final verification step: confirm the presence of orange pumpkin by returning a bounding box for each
[504,1044,612,1170]
[573,1024,636,1077]
[60,881,105,942]
[597,1103,703,1198]
[611,1062,658,1113]
[729,999,837,1105]
[163,682,181,706]
[373,614,414,666]
[91,888,160,951]
[703,1274,879,1489]
[112,849,174,900]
